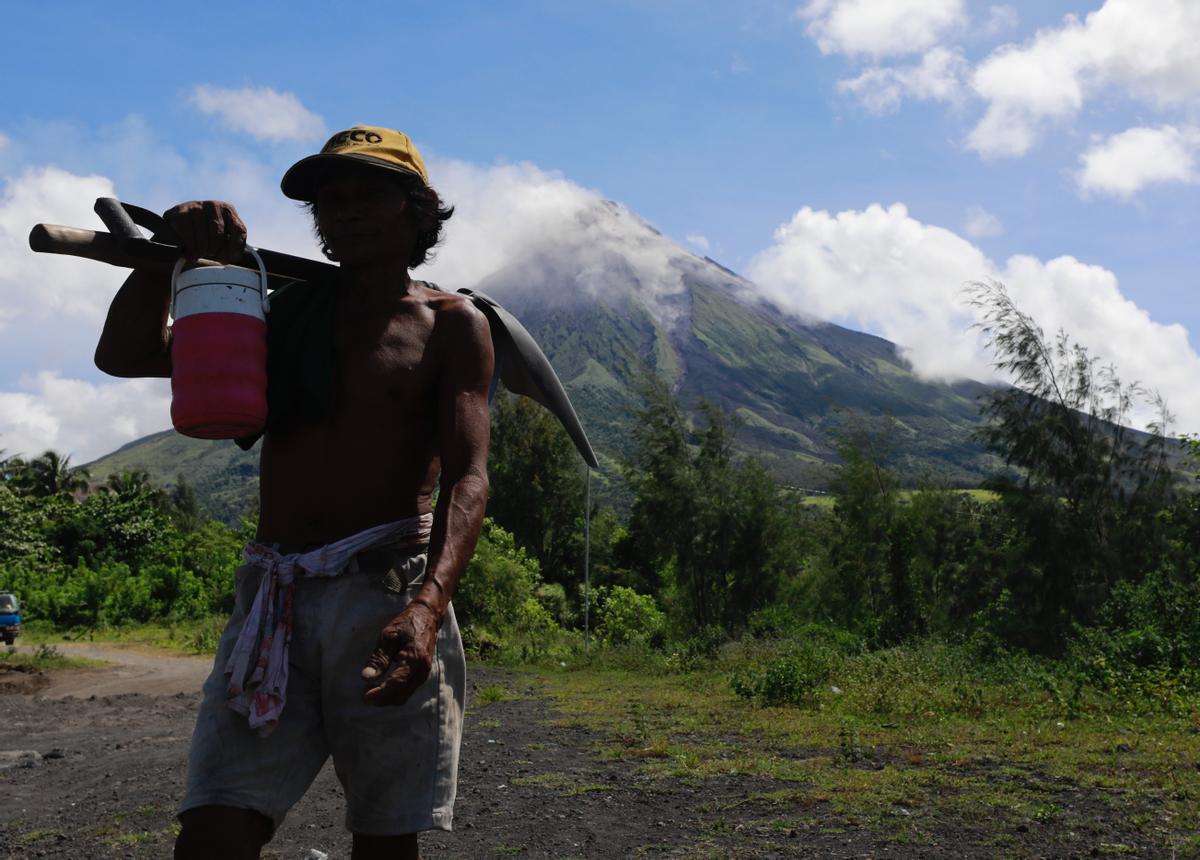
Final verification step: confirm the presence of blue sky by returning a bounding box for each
[1,0,1198,461]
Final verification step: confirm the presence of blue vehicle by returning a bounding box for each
[0,592,19,645]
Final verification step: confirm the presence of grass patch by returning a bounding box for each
[476,683,514,705]
[16,830,63,846]
[99,819,179,850]
[510,772,616,796]
[799,489,998,510]
[105,830,159,847]
[132,803,173,816]
[518,638,1200,854]
[1175,834,1200,859]
[1,643,107,670]
[17,617,227,656]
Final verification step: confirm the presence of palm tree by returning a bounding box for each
[0,452,30,489]
[103,469,156,499]
[23,451,90,498]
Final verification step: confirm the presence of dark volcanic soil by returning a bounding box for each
[0,665,900,860]
[0,659,1171,859]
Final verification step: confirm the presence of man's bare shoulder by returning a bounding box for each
[417,286,489,337]
[413,285,492,375]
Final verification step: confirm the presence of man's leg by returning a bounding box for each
[178,565,330,852]
[352,832,420,859]
[323,556,465,843]
[175,805,272,860]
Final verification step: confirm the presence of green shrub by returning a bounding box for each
[102,568,161,623]
[456,520,542,633]
[731,637,842,706]
[663,624,726,672]
[187,616,228,654]
[595,586,666,647]
[746,605,798,639]
[534,582,570,627]
[454,519,570,659]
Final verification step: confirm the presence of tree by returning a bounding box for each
[10,450,91,498]
[169,474,203,533]
[0,453,29,490]
[623,380,790,634]
[486,392,587,585]
[967,280,1177,649]
[819,422,900,638]
[103,469,154,498]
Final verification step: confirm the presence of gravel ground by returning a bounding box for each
[0,655,1169,858]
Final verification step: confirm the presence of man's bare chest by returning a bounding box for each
[333,311,438,411]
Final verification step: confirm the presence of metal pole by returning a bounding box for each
[583,464,591,652]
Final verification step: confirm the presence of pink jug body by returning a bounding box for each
[170,312,268,439]
[169,254,270,440]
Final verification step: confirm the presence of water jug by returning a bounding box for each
[169,248,271,439]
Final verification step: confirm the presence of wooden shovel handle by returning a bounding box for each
[27,224,302,290]
[28,224,216,272]
[30,220,336,290]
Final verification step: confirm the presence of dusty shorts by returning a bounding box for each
[179,547,465,836]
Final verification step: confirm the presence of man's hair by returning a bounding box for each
[306,172,454,269]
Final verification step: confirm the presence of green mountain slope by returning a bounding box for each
[86,430,260,523]
[494,267,997,489]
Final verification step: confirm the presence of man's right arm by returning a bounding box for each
[94,269,173,378]
[94,200,247,379]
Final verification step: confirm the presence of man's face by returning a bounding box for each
[312,164,413,266]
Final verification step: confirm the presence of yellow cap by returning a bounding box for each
[280,125,429,200]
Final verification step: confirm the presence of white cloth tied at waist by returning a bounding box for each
[225,514,434,736]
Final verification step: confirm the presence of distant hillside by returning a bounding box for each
[86,198,1004,518]
[86,430,260,524]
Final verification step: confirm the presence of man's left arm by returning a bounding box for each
[362,298,493,705]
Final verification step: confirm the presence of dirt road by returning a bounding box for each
[8,642,211,698]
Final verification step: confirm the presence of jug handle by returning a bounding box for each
[248,246,271,314]
[170,246,271,319]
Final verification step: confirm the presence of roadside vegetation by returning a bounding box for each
[0,641,104,671]
[2,282,1198,851]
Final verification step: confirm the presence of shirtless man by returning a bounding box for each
[94,126,492,860]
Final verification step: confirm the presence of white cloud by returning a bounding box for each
[189,85,326,144]
[423,158,693,325]
[1077,125,1200,198]
[745,201,1200,432]
[0,373,171,463]
[963,205,1003,238]
[0,166,121,327]
[0,152,316,335]
[968,0,1200,158]
[0,116,323,463]
[838,46,966,114]
[686,234,711,252]
[979,5,1019,39]
[798,0,966,59]
[747,203,993,379]
[0,114,697,460]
